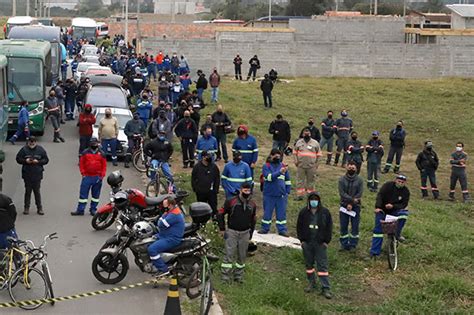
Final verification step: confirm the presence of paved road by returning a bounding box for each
[1,120,169,314]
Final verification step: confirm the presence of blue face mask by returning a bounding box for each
[310,200,319,208]
[159,136,166,141]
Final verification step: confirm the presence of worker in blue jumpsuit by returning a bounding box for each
[221,151,252,200]
[196,126,218,160]
[259,149,291,237]
[147,197,185,275]
[232,125,258,178]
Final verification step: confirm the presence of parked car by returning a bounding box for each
[83,55,100,64]
[75,62,97,81]
[85,83,129,110]
[84,66,112,77]
[92,107,132,157]
[88,73,123,87]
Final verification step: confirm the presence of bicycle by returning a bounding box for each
[381,220,399,271]
[0,233,57,310]
[131,135,147,173]
[145,160,175,197]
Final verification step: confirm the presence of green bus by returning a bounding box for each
[0,40,51,135]
[0,55,8,149]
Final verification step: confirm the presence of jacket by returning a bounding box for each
[415,149,439,171]
[78,112,96,136]
[79,149,107,178]
[296,205,332,244]
[124,119,146,137]
[64,82,77,101]
[144,138,173,162]
[196,135,218,159]
[151,118,172,140]
[233,56,242,66]
[376,181,410,214]
[346,139,363,163]
[294,138,322,169]
[0,193,16,233]
[174,117,198,139]
[299,125,321,142]
[221,161,252,196]
[335,117,353,139]
[15,145,49,182]
[45,96,60,117]
[338,173,364,207]
[260,78,273,93]
[269,119,291,143]
[262,161,291,197]
[211,111,231,133]
[366,139,384,164]
[321,118,336,139]
[196,76,208,89]
[136,100,152,121]
[217,196,257,232]
[157,207,185,245]
[17,107,29,127]
[158,80,169,95]
[389,127,406,147]
[232,135,258,166]
[249,57,260,68]
[209,73,220,88]
[450,151,468,169]
[191,161,220,195]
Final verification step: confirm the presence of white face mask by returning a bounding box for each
[456,147,463,152]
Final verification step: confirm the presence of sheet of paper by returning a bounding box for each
[385,215,399,222]
[339,206,356,217]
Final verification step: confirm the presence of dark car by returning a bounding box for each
[85,83,129,110]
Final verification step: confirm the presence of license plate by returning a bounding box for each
[8,120,13,125]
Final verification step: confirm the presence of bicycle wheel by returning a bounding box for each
[199,276,213,315]
[186,266,203,299]
[387,235,398,271]
[146,178,167,197]
[132,150,147,173]
[42,263,55,305]
[8,267,48,310]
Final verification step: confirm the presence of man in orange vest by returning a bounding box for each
[294,128,322,200]
[155,50,164,73]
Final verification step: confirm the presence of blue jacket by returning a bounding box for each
[17,107,29,127]
[71,60,79,72]
[262,162,291,197]
[136,100,152,121]
[221,161,252,197]
[232,135,258,166]
[180,77,192,91]
[196,135,218,160]
[157,207,185,246]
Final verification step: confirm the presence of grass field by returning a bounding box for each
[180,77,474,314]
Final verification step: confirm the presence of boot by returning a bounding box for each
[53,131,60,143]
[23,208,29,215]
[333,153,340,166]
[124,155,130,168]
[326,153,332,165]
[382,165,390,174]
[421,189,428,198]
[432,190,440,200]
[373,182,378,192]
[304,273,316,293]
[463,193,471,203]
[448,192,455,201]
[322,288,333,299]
[393,166,400,174]
[37,208,44,215]
[59,136,65,143]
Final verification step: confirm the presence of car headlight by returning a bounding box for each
[30,101,44,116]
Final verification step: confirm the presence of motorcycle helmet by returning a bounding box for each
[107,171,124,188]
[133,221,155,238]
[113,191,129,209]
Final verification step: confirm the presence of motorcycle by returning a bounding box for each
[91,202,213,285]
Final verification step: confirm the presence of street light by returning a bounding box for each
[269,0,272,21]
[125,0,129,45]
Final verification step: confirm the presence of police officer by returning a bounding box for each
[294,127,321,200]
[449,142,470,203]
[382,121,406,174]
[334,110,353,167]
[221,151,252,200]
[415,141,439,199]
[0,193,17,249]
[232,125,259,179]
[345,131,363,174]
[320,111,336,165]
[123,112,146,168]
[218,183,257,283]
[366,131,384,192]
[296,192,333,299]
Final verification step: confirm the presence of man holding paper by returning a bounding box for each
[338,161,364,251]
[370,174,410,258]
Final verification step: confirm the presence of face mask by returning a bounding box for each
[352,136,358,140]
[242,192,251,199]
[426,147,432,151]
[309,200,319,208]
[105,114,111,118]
[303,135,311,141]
[396,125,402,129]
[159,136,166,141]
[347,169,356,176]
[237,130,245,136]
[272,157,280,163]
[28,144,36,149]
[233,157,242,163]
[133,115,139,120]
[159,114,165,119]
[85,108,92,113]
[372,136,378,140]
[91,145,99,150]
[328,114,333,119]
[341,112,348,117]
[395,183,404,189]
[308,121,314,126]
[456,147,463,152]
[204,157,211,163]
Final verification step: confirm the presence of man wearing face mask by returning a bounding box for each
[370,174,410,258]
[296,192,333,298]
[345,131,363,174]
[217,183,257,283]
[415,141,439,199]
[320,111,336,165]
[209,68,221,104]
[233,54,243,80]
[98,108,119,166]
[366,131,384,192]
[192,151,220,216]
[268,114,291,153]
[78,104,96,157]
[382,121,406,174]
[144,130,175,191]
[232,125,259,179]
[211,104,232,163]
[338,161,363,251]
[449,142,470,203]
[8,101,30,145]
[299,117,321,143]
[174,110,198,168]
[196,127,218,161]
[136,94,153,126]
[45,90,65,143]
[259,149,291,236]
[294,128,322,200]
[71,138,107,216]
[124,113,146,168]
[151,110,172,141]
[15,137,49,215]
[334,110,352,167]
[221,151,252,200]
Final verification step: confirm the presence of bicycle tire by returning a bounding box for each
[132,150,147,173]
[145,178,167,197]
[42,263,55,305]
[8,267,48,310]
[199,276,213,315]
[186,266,203,299]
[387,235,398,271]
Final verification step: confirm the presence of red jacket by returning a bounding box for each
[79,149,107,178]
[78,113,96,136]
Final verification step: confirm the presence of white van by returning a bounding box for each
[70,17,98,40]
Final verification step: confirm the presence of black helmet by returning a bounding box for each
[113,190,129,209]
[107,171,124,187]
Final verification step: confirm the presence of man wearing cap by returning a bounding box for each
[221,151,252,200]
[299,117,321,143]
[192,150,220,216]
[136,94,153,126]
[294,127,321,200]
[296,192,333,298]
[78,104,96,157]
[370,175,410,257]
[382,121,406,174]
[72,138,107,216]
[334,110,353,167]
[365,131,384,192]
[15,137,49,215]
[174,110,198,168]
[124,113,146,168]
[415,141,439,199]
[232,125,259,179]
[196,127,218,161]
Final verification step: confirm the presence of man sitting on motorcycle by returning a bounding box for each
[144,130,175,192]
[147,197,185,276]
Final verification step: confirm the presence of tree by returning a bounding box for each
[286,0,332,16]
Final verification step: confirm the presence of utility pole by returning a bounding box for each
[268,0,272,21]
[137,0,140,53]
[335,0,338,12]
[171,0,176,23]
[12,0,17,16]
[125,0,129,45]
[403,0,406,17]
[34,0,38,17]
[374,0,378,15]
[27,0,30,16]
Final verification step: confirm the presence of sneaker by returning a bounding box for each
[257,230,268,235]
[322,288,332,299]
[37,209,45,215]
[59,137,65,143]
[70,211,84,216]
[53,139,60,143]
[23,209,29,215]
[279,232,289,238]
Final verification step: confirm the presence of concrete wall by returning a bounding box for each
[451,13,466,29]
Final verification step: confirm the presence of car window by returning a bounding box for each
[87,86,128,108]
[95,113,131,129]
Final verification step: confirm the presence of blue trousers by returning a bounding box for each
[261,195,288,233]
[197,88,204,99]
[101,139,117,161]
[76,176,102,214]
[211,87,219,103]
[150,160,175,192]
[148,238,180,272]
[171,91,181,107]
[0,229,18,249]
[339,205,360,249]
[370,210,408,256]
[65,99,75,119]
[10,124,30,141]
